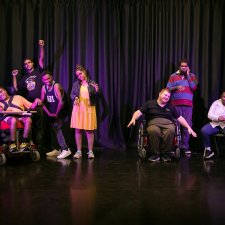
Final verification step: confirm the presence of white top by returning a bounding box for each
[208,99,225,128]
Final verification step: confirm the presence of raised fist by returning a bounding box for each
[39,40,44,46]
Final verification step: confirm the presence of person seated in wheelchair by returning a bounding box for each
[127,88,197,162]
[0,86,42,153]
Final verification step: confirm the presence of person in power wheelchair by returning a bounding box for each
[0,86,41,153]
[127,88,197,162]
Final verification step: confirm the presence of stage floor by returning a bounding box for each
[1,149,225,225]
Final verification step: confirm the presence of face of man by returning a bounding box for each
[179,62,189,75]
[0,88,9,101]
[221,92,225,105]
[42,74,53,86]
[159,89,171,104]
[24,59,34,72]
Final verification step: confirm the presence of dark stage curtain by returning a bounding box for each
[0,0,225,150]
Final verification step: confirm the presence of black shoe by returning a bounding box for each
[181,148,191,155]
[148,154,160,162]
[203,148,214,159]
[161,154,172,162]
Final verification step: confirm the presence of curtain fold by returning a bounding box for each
[0,0,224,150]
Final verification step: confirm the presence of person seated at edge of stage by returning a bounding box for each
[127,88,197,162]
[0,85,42,153]
[201,91,225,160]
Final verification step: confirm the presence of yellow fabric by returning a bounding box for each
[70,85,97,130]
[0,95,32,112]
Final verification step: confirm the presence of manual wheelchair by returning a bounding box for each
[137,119,181,160]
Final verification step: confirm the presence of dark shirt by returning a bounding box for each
[43,82,68,119]
[140,99,180,123]
[18,65,44,101]
[70,79,100,106]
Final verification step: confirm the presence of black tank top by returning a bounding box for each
[44,83,59,114]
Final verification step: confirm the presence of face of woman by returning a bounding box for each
[75,69,87,81]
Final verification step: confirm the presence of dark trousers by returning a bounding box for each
[31,106,43,150]
[146,120,175,155]
[174,106,193,150]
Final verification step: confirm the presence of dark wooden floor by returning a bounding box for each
[1,149,225,225]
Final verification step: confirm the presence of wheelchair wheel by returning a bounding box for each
[30,150,40,161]
[0,153,6,165]
[137,122,147,159]
[175,147,180,159]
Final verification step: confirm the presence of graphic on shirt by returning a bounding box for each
[25,75,36,91]
[47,95,55,103]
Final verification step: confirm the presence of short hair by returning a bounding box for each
[23,58,34,63]
[178,58,189,66]
[41,70,53,77]
[159,88,171,94]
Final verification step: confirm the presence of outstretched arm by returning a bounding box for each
[38,40,45,68]
[127,110,143,127]
[177,116,197,137]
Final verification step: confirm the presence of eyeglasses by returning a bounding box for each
[180,65,188,67]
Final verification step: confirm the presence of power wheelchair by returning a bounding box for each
[0,113,40,166]
[137,119,181,160]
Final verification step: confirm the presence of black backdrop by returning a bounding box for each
[0,0,225,150]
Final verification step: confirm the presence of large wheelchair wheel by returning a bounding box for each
[137,122,147,159]
[0,153,6,165]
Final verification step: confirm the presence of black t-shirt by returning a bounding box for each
[140,99,180,122]
[18,65,44,101]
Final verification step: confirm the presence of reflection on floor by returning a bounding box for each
[1,149,225,225]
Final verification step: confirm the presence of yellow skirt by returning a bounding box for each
[70,97,97,130]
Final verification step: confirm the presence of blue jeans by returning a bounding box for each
[201,123,220,148]
[175,106,193,150]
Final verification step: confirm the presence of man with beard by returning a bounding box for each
[127,88,197,162]
[166,59,198,155]
[11,40,45,154]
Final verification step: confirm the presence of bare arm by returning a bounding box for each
[127,110,143,127]
[30,98,42,110]
[12,69,19,91]
[54,83,64,117]
[38,40,45,68]
[177,116,197,137]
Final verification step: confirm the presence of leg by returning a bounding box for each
[201,123,219,148]
[52,119,68,150]
[32,107,43,150]
[175,106,192,150]
[85,130,95,159]
[73,129,83,159]
[75,129,83,150]
[161,124,175,153]
[85,130,95,151]
[6,117,18,152]
[146,124,161,155]
[21,117,32,139]
[8,117,17,142]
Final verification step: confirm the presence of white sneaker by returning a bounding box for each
[57,149,71,159]
[73,151,82,159]
[87,151,95,159]
[46,149,61,157]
